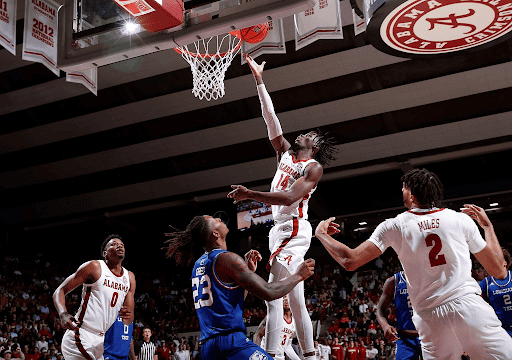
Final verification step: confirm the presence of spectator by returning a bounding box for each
[173,344,189,360]
[366,343,378,359]
[156,341,170,360]
[35,336,48,352]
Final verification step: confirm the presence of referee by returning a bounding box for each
[135,327,158,360]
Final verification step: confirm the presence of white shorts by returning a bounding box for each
[62,328,105,360]
[412,293,512,360]
[268,218,311,274]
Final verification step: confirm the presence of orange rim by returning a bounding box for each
[174,35,242,58]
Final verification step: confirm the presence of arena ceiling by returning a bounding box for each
[1,0,512,256]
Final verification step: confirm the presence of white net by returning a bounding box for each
[175,33,242,101]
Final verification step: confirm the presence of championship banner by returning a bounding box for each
[352,8,366,35]
[294,0,343,51]
[241,19,286,64]
[0,0,16,55]
[66,67,98,96]
[23,0,62,76]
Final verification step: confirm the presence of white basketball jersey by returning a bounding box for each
[261,316,295,355]
[75,260,130,334]
[270,151,318,221]
[368,208,487,312]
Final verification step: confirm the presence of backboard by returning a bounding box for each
[57,0,317,72]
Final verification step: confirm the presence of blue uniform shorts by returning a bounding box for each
[396,335,421,360]
[201,331,271,360]
[104,355,128,360]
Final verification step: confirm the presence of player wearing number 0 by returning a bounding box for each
[227,55,337,360]
[164,214,315,360]
[376,272,421,360]
[479,246,512,337]
[104,314,134,360]
[314,168,512,360]
[53,235,136,360]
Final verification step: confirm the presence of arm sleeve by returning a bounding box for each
[257,84,283,140]
[284,343,301,360]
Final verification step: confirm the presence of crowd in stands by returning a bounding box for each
[0,217,510,360]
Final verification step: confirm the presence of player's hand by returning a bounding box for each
[383,324,399,342]
[119,306,133,322]
[59,311,79,331]
[297,258,315,280]
[244,249,262,272]
[244,54,265,79]
[315,217,340,237]
[227,185,250,204]
[461,204,492,229]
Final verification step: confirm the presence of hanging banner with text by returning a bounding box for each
[294,0,343,51]
[66,67,98,96]
[23,0,62,76]
[0,0,16,55]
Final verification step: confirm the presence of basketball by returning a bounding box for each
[239,22,270,44]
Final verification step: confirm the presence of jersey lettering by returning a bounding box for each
[425,233,447,267]
[192,274,214,309]
[111,292,118,307]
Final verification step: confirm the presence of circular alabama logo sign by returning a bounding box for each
[366,0,512,56]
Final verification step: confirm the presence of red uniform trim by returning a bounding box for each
[298,194,310,218]
[266,218,299,272]
[75,287,93,360]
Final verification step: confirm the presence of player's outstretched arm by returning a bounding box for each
[228,162,323,205]
[245,54,291,157]
[462,204,507,279]
[215,252,315,301]
[376,277,398,342]
[53,261,100,331]
[120,271,136,325]
[315,217,382,271]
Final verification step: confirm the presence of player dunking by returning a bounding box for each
[227,55,337,360]
[314,169,512,359]
[53,235,136,360]
[376,272,421,360]
[164,214,315,360]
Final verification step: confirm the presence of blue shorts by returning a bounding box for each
[104,354,128,360]
[396,335,421,360]
[201,331,271,360]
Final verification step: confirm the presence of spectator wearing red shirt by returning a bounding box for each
[330,338,344,360]
[328,321,339,335]
[357,340,366,360]
[156,341,170,360]
[345,340,358,360]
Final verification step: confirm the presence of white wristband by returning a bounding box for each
[257,84,283,140]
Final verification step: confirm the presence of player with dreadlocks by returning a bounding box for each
[165,214,315,360]
[314,168,512,359]
[227,55,337,360]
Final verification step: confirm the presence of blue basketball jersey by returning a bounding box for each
[104,315,133,360]
[192,249,246,342]
[479,271,512,336]
[394,272,417,332]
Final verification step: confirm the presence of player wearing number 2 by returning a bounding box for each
[53,235,136,360]
[227,55,337,360]
[376,272,421,360]
[314,168,512,360]
[164,214,315,360]
[479,246,512,337]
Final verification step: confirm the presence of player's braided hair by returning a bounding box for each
[313,129,338,167]
[100,234,122,258]
[164,215,211,266]
[401,168,444,208]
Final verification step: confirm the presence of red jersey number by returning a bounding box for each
[276,174,290,190]
[425,234,447,267]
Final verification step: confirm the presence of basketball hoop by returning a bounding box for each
[175,33,242,101]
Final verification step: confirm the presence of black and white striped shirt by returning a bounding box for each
[136,341,157,360]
